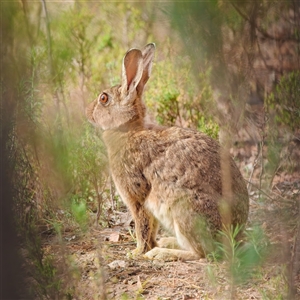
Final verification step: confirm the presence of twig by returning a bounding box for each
[247,144,260,193]
[175,278,203,290]
[269,164,281,189]
[247,179,296,204]
[258,140,265,197]
[110,174,116,209]
[270,191,295,204]
[95,176,109,226]
[185,260,208,265]
[40,0,53,76]
[288,197,300,298]
[244,179,274,201]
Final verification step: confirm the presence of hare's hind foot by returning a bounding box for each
[127,236,158,259]
[144,247,202,261]
[145,236,206,261]
[127,242,158,259]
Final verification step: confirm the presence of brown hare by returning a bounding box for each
[86,43,249,261]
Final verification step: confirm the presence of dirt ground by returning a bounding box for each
[42,143,300,299]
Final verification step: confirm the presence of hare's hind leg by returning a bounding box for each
[157,237,180,249]
[144,205,218,261]
[144,221,205,261]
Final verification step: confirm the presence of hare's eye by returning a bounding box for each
[99,93,109,105]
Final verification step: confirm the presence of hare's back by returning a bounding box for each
[144,126,223,194]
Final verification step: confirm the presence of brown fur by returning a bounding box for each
[86,44,249,260]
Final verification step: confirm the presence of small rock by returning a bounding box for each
[109,231,120,242]
[108,260,128,270]
[151,259,164,268]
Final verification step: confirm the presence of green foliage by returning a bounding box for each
[30,249,62,298]
[188,70,219,139]
[208,225,268,286]
[145,46,219,139]
[71,198,88,230]
[9,132,64,299]
[170,1,224,65]
[50,6,110,89]
[265,129,283,175]
[197,116,219,140]
[266,71,300,131]
[18,75,43,125]
[264,71,300,177]
[69,123,107,188]
[156,90,180,125]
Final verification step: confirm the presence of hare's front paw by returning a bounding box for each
[126,247,144,259]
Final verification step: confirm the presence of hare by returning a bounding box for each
[86,43,249,261]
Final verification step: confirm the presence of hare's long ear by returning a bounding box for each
[121,49,143,98]
[137,43,156,96]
